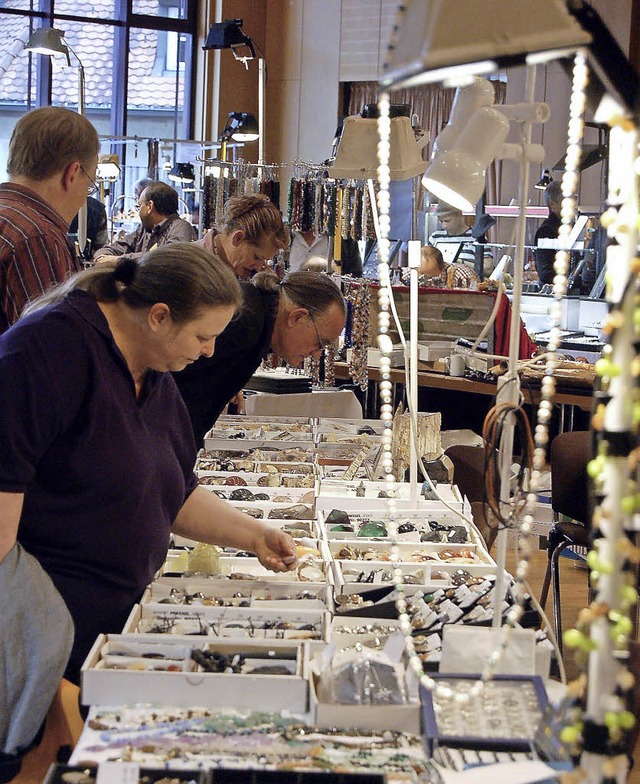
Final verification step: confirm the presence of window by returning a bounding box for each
[0,0,197,148]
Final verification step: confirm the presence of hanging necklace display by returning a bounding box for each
[202,161,283,232]
[344,280,370,391]
[558,95,639,784]
[286,169,377,242]
[324,340,336,388]
[303,354,321,387]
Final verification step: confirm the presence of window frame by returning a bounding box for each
[0,0,198,138]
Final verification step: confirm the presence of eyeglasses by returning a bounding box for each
[79,164,99,196]
[308,311,333,351]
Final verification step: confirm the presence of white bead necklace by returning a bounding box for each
[374,51,588,701]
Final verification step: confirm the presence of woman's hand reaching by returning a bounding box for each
[250,527,297,572]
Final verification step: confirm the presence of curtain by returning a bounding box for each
[346,80,507,207]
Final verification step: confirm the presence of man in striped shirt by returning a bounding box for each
[0,107,99,333]
[428,201,493,276]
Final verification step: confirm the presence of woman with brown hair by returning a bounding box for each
[0,243,297,697]
[197,193,289,278]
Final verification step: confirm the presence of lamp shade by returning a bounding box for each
[380,0,590,89]
[203,18,255,59]
[168,163,195,184]
[422,106,510,211]
[330,115,428,181]
[220,111,259,142]
[534,169,553,190]
[431,78,495,160]
[96,154,120,182]
[24,27,70,59]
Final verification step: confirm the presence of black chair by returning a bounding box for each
[538,430,591,656]
[444,444,498,550]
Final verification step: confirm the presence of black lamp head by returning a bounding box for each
[168,162,195,184]
[220,112,259,143]
[203,18,256,59]
[534,169,553,190]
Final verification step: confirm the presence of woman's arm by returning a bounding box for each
[173,485,297,572]
[0,492,24,563]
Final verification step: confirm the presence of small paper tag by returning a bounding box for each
[96,762,140,784]
[383,631,407,664]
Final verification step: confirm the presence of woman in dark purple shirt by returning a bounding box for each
[0,243,297,684]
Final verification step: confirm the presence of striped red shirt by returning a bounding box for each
[0,183,79,333]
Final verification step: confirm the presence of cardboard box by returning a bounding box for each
[81,634,309,712]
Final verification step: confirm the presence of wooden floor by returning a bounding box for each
[10,548,640,784]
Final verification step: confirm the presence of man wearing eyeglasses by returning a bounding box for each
[94,181,195,263]
[0,106,99,333]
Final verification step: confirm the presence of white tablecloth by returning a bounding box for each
[243,388,362,418]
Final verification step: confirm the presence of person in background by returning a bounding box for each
[0,106,99,334]
[402,244,479,289]
[0,243,296,698]
[94,181,195,262]
[428,201,479,269]
[134,177,154,202]
[173,270,347,448]
[287,229,363,276]
[68,195,109,260]
[197,194,289,279]
[533,180,562,286]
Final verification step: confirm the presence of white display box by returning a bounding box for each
[123,602,329,641]
[314,442,380,468]
[196,457,317,477]
[160,551,332,585]
[346,346,405,368]
[316,480,464,511]
[309,656,421,734]
[333,558,498,592]
[81,634,309,712]
[215,414,314,425]
[186,497,316,523]
[328,539,493,566]
[200,485,316,504]
[196,470,317,489]
[151,575,333,610]
[315,417,386,436]
[318,506,477,545]
[204,435,315,451]
[328,616,402,647]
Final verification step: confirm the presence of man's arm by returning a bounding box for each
[173,485,297,572]
[0,492,24,563]
[94,226,143,260]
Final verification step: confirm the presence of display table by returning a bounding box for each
[333,362,592,432]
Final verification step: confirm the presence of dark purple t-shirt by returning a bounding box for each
[0,290,198,681]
